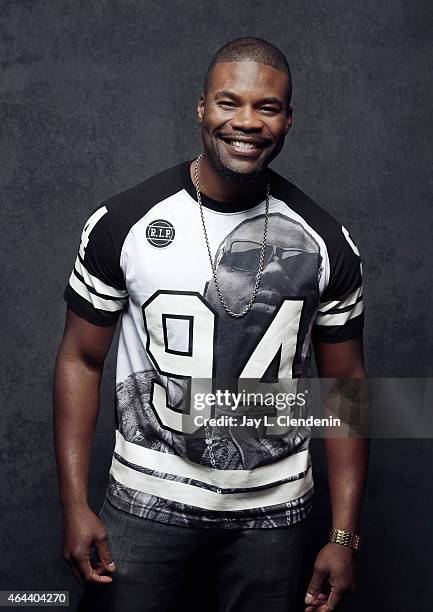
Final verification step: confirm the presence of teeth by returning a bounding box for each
[230,140,258,149]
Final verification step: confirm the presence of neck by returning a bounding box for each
[190,153,267,203]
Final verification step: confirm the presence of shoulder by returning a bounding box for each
[81,161,185,251]
[76,161,185,269]
[270,170,348,241]
[101,161,185,229]
[269,169,362,259]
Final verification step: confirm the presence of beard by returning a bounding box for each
[212,137,269,184]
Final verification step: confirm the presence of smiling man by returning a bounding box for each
[54,37,369,612]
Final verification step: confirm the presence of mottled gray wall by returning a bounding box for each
[1,1,432,610]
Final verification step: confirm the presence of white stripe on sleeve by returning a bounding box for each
[315,299,364,327]
[68,271,126,312]
[74,256,128,299]
[317,285,362,315]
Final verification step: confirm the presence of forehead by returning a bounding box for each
[208,61,289,100]
[227,215,318,251]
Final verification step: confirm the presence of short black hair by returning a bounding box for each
[203,37,292,106]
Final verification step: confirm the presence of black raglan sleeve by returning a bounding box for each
[312,224,364,343]
[63,203,129,326]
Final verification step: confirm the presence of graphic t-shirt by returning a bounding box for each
[63,160,364,528]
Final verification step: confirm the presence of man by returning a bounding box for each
[54,37,369,612]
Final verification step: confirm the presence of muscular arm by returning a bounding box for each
[53,307,117,509]
[53,307,118,584]
[315,334,370,533]
[305,334,370,611]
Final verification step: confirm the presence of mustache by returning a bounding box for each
[254,290,281,307]
[216,132,273,146]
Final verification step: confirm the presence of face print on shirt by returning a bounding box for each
[204,212,322,379]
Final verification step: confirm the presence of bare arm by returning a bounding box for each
[316,334,369,534]
[305,334,370,611]
[53,307,116,508]
[53,307,117,584]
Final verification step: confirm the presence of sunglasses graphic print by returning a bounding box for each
[220,240,314,275]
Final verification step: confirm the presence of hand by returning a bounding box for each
[62,504,117,585]
[304,543,357,611]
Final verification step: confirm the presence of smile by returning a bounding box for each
[230,140,261,150]
[219,137,266,157]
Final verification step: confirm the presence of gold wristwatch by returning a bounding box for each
[329,528,361,551]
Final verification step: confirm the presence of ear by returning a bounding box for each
[197,92,205,124]
[284,106,293,135]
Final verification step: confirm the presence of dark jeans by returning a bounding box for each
[77,500,310,612]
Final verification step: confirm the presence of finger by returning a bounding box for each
[305,594,328,611]
[305,566,327,605]
[304,595,328,609]
[304,592,328,606]
[305,604,329,612]
[95,536,117,573]
[92,562,109,576]
[305,593,328,607]
[92,561,118,577]
[77,554,113,583]
[68,560,84,586]
[64,555,84,586]
[325,585,345,610]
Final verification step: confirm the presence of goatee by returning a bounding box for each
[217,163,266,184]
[213,140,268,184]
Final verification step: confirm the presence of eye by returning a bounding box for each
[217,101,236,108]
[260,106,280,114]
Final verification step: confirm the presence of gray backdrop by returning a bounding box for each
[1,1,432,610]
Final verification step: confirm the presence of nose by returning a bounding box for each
[260,255,288,287]
[231,104,263,131]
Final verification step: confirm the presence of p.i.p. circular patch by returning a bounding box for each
[146,219,175,248]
